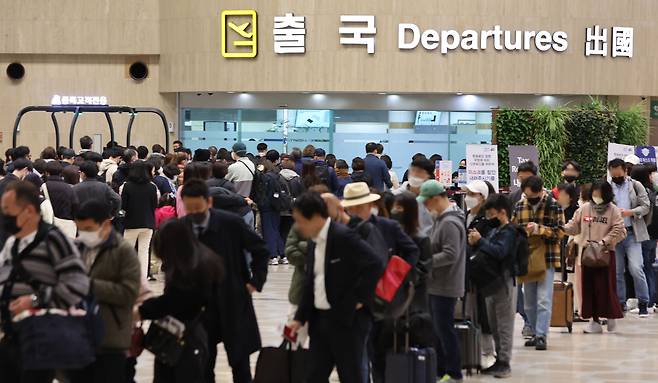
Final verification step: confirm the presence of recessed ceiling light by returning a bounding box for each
[227,91,235,94]
[456,92,464,96]
[378,92,387,95]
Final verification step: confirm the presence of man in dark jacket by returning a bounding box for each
[289,192,384,383]
[110,148,137,192]
[468,194,518,379]
[363,142,392,192]
[340,181,418,383]
[180,180,269,383]
[313,148,338,193]
[73,161,121,217]
[42,161,79,221]
[70,200,141,382]
[206,161,236,192]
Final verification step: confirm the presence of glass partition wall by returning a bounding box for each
[181,108,492,173]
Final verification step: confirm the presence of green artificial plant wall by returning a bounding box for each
[565,109,617,184]
[494,109,534,187]
[532,107,569,187]
[615,103,649,146]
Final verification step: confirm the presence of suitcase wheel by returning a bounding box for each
[568,324,572,333]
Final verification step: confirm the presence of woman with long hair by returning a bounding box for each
[564,180,626,333]
[557,182,584,319]
[391,191,432,310]
[301,161,321,190]
[121,161,159,280]
[138,219,224,383]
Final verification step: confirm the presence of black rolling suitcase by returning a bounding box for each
[454,292,481,375]
[385,312,437,383]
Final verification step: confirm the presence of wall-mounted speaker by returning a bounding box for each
[129,62,148,81]
[6,62,25,80]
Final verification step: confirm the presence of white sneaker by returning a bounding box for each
[607,318,617,332]
[269,258,279,266]
[626,298,639,311]
[584,320,603,334]
[280,257,289,265]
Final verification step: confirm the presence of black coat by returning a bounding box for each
[369,215,419,267]
[182,209,269,365]
[295,221,384,327]
[121,181,158,229]
[43,176,79,220]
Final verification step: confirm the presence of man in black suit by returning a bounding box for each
[180,180,269,383]
[289,192,384,383]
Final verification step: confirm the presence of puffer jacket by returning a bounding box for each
[79,231,141,351]
[285,225,308,305]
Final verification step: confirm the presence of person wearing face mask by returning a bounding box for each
[67,200,141,383]
[0,181,90,382]
[180,179,269,383]
[630,163,658,312]
[556,183,585,322]
[418,180,466,383]
[225,142,255,198]
[563,180,626,333]
[341,182,419,383]
[512,175,565,351]
[462,180,497,368]
[552,161,582,200]
[468,194,519,378]
[607,158,651,316]
[120,161,159,282]
[394,158,436,236]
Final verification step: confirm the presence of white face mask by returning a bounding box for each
[77,228,104,248]
[592,196,604,205]
[370,207,379,216]
[408,176,425,188]
[464,195,481,210]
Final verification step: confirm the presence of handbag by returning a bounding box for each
[129,323,145,358]
[518,236,547,283]
[581,205,611,268]
[373,255,415,320]
[253,340,310,383]
[143,308,205,366]
[1,225,100,370]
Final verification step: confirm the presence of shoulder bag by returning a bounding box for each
[581,205,611,268]
[143,307,206,367]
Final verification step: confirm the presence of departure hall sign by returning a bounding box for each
[220,10,634,59]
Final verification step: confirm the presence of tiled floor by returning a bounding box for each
[136,266,658,382]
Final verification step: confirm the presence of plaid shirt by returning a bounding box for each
[512,192,565,269]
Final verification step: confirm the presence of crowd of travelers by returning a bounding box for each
[0,135,655,383]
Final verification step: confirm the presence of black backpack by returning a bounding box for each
[512,224,530,277]
[240,161,267,206]
[272,174,294,213]
[315,164,331,186]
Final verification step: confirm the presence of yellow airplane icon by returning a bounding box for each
[221,10,257,58]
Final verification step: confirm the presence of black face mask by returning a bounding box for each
[459,165,466,170]
[612,176,626,185]
[527,197,541,206]
[563,175,578,183]
[487,217,501,228]
[2,213,20,235]
[390,212,403,222]
[189,212,207,225]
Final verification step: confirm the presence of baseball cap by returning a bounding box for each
[232,142,247,156]
[416,180,446,203]
[461,180,490,199]
[624,154,640,165]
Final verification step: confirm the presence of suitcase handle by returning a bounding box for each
[392,309,410,353]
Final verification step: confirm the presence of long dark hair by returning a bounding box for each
[394,191,420,236]
[153,219,224,289]
[302,161,321,188]
[127,161,151,184]
[631,163,654,189]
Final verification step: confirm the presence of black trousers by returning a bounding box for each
[0,337,54,383]
[68,352,126,383]
[306,309,372,383]
[206,331,252,383]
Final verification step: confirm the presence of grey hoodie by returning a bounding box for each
[427,204,466,298]
[279,168,299,181]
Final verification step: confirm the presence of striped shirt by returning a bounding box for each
[0,224,89,315]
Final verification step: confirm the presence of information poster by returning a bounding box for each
[607,142,634,163]
[635,146,657,164]
[508,145,539,192]
[466,144,499,192]
[438,160,453,186]
[457,169,467,187]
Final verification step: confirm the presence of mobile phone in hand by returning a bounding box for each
[283,325,298,343]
